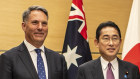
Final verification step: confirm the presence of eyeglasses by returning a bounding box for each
[101,36,120,43]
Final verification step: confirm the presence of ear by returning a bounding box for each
[119,39,122,44]
[94,39,99,48]
[22,22,26,32]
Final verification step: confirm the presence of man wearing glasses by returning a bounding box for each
[76,21,140,79]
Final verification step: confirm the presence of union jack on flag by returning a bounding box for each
[62,0,92,79]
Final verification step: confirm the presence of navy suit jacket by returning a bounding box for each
[76,57,140,79]
[0,42,67,79]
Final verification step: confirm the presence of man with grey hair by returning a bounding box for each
[0,5,67,79]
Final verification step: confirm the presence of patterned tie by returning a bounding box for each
[35,49,46,79]
[107,63,115,79]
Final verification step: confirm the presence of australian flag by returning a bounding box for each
[62,0,92,79]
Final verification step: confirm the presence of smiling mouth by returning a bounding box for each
[34,33,44,36]
[107,48,115,52]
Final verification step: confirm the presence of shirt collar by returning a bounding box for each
[101,56,118,70]
[24,39,45,53]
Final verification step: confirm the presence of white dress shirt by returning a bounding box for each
[24,40,48,79]
[101,56,119,79]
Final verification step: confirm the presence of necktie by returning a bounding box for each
[35,49,46,79]
[107,63,115,79]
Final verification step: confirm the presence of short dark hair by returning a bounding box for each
[22,5,48,22]
[96,21,121,41]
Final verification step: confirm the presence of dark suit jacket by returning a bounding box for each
[76,57,140,79]
[0,42,67,79]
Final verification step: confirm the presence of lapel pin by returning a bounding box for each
[124,71,128,79]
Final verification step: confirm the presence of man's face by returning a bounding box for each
[95,26,121,60]
[22,10,48,46]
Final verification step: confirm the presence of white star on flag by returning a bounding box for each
[63,45,82,69]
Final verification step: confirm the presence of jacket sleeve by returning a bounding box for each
[76,66,85,79]
[135,66,140,79]
[0,54,12,79]
[62,55,68,79]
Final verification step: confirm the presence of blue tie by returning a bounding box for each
[35,49,46,79]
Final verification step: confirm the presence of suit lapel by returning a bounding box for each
[17,42,39,79]
[44,47,51,79]
[118,58,128,79]
[94,57,104,79]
